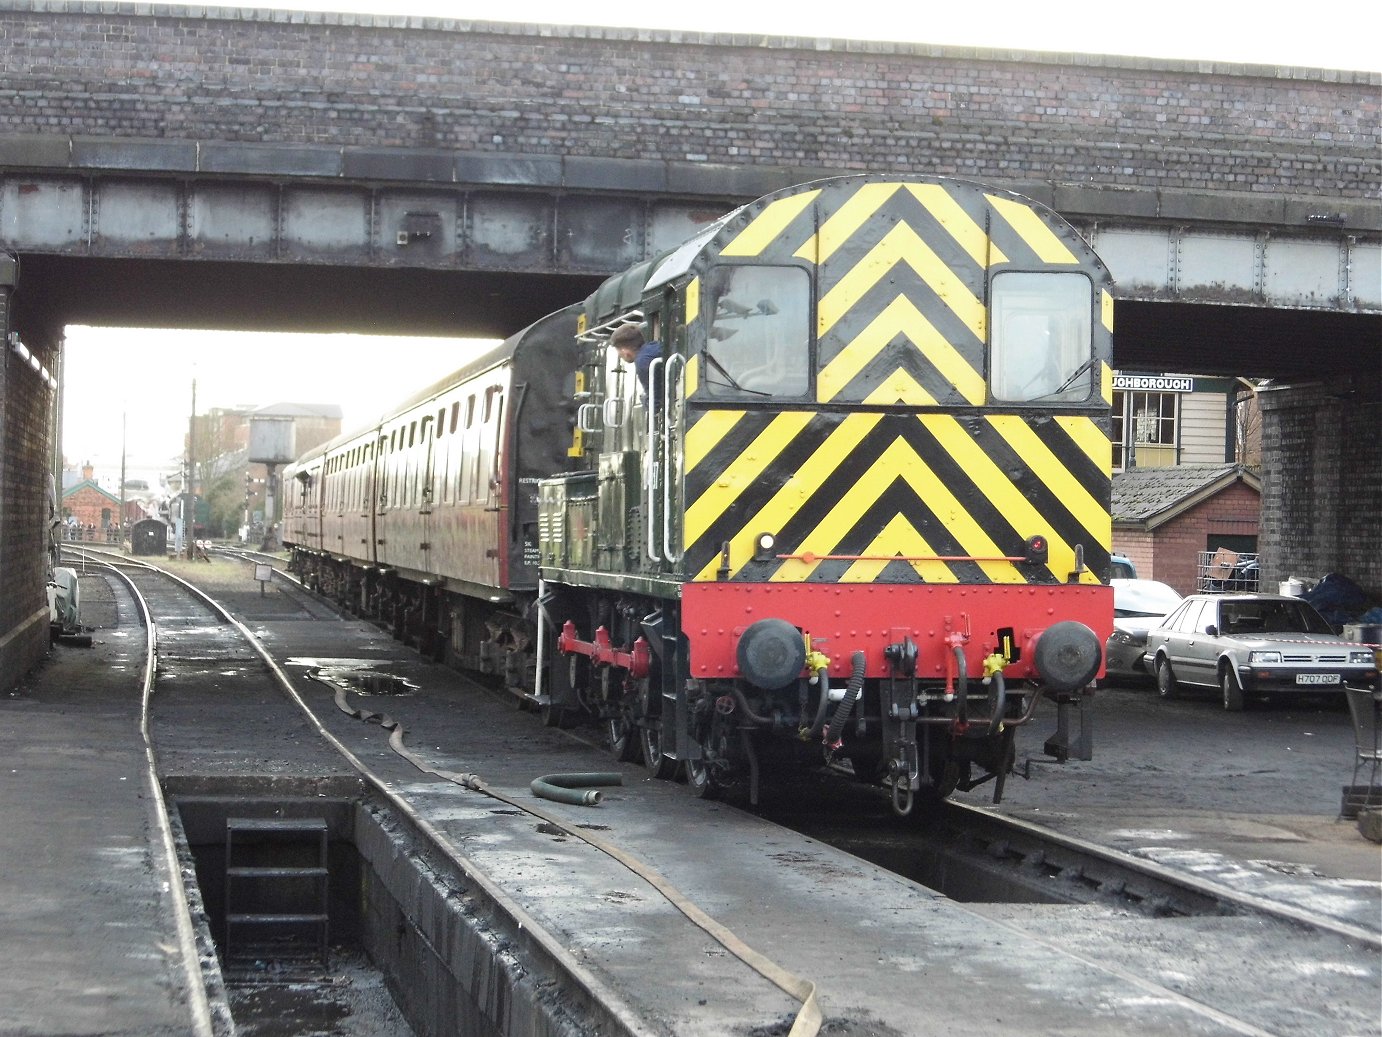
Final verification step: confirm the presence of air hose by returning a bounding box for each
[823,651,866,749]
[531,772,623,806]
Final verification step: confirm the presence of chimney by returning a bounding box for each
[82,461,94,481]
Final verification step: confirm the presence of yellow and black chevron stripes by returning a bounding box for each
[817,294,986,406]
[682,410,1110,586]
[707,179,1097,407]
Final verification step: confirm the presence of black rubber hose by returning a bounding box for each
[825,652,866,742]
[730,684,775,727]
[530,772,624,807]
[987,671,1007,737]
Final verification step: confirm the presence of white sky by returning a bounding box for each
[58,0,1380,478]
[62,328,492,476]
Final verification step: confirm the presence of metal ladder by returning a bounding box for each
[224,817,329,969]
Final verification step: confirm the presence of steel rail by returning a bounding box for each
[74,555,227,1037]
[944,799,1381,950]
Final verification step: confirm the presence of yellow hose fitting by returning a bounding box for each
[806,649,831,677]
[983,652,1007,679]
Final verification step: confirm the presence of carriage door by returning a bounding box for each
[645,302,686,572]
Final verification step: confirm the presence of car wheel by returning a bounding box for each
[1221,666,1245,712]
[1155,656,1178,699]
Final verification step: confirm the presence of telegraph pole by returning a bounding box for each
[185,378,196,559]
[119,411,126,551]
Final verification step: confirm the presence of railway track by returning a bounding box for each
[60,546,1382,1037]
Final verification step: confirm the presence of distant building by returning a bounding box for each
[1112,464,1261,596]
[61,463,123,528]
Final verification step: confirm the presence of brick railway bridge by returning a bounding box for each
[1,2,1379,688]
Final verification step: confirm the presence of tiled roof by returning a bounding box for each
[1112,464,1260,527]
[61,479,121,505]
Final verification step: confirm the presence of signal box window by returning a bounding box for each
[703,265,810,399]
[1112,389,1178,469]
[990,272,1093,403]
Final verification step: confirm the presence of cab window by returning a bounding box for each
[702,265,810,399]
[990,272,1094,403]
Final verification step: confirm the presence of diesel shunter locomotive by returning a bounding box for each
[284,174,1115,815]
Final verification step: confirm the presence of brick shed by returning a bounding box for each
[1112,465,1262,596]
[61,475,122,530]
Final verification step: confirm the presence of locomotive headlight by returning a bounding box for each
[753,532,776,561]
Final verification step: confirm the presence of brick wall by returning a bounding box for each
[0,291,55,692]
[62,484,121,529]
[0,4,1375,200]
[1111,530,1155,580]
[1259,374,1382,598]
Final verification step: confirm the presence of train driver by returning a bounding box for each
[611,324,663,400]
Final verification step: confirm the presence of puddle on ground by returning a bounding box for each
[287,658,402,669]
[306,668,419,697]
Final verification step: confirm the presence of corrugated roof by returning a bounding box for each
[1112,463,1260,528]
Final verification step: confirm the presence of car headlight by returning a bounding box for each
[1249,651,1282,664]
[1348,650,1374,665]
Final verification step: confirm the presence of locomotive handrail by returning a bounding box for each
[662,353,686,564]
[603,395,626,429]
[576,401,603,432]
[645,357,664,562]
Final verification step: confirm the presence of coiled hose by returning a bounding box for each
[824,651,866,748]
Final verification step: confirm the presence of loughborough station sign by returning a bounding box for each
[1113,374,1196,392]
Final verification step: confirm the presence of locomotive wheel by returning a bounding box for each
[543,653,583,728]
[640,722,678,780]
[605,716,639,762]
[684,753,721,800]
[1220,666,1246,712]
[1155,656,1179,700]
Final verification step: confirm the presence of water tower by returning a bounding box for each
[249,416,295,552]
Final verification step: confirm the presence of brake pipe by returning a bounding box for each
[822,651,866,751]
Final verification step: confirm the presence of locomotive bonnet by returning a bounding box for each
[284,173,1116,815]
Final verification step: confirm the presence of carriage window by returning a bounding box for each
[703,265,809,398]
[990,272,1093,403]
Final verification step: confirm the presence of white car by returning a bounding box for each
[1146,593,1380,710]
[1104,579,1183,681]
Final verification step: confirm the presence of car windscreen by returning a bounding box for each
[1218,599,1334,636]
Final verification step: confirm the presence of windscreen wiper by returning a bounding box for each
[1027,355,1097,402]
[703,350,772,397]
